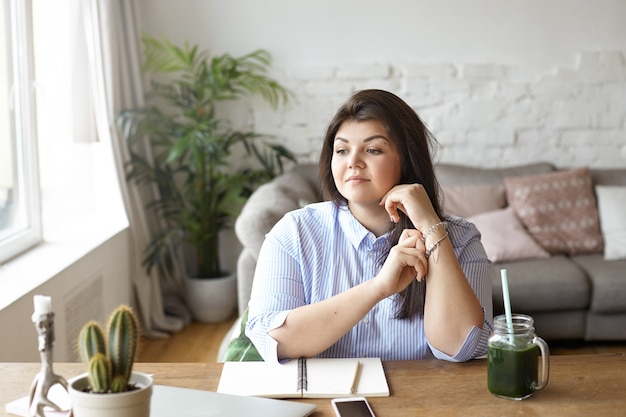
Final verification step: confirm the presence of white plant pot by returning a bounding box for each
[184,272,237,323]
[69,372,153,417]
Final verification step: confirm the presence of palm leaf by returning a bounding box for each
[117,34,297,279]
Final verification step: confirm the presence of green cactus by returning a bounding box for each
[78,321,106,364]
[87,353,111,393]
[107,305,139,393]
[77,305,140,393]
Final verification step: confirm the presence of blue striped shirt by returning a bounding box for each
[246,201,493,363]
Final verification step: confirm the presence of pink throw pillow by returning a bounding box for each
[504,167,604,255]
[441,184,506,218]
[468,207,550,263]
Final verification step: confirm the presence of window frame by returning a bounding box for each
[0,0,42,264]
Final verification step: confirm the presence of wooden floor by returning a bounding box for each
[137,316,626,362]
[137,316,237,363]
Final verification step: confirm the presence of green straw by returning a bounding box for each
[500,269,514,338]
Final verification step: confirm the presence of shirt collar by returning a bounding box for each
[336,203,391,250]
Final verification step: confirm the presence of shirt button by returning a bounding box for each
[363,318,370,324]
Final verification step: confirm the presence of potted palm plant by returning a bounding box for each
[69,304,152,417]
[117,36,296,322]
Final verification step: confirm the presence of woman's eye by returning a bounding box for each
[367,148,382,154]
[335,148,347,155]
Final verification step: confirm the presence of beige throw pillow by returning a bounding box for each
[468,207,550,263]
[441,184,506,218]
[504,167,603,255]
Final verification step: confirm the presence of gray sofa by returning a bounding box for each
[233,162,626,343]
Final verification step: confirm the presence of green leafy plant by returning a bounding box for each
[77,305,140,393]
[117,35,296,279]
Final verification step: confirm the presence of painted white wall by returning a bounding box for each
[139,0,626,69]
[138,0,626,168]
[0,228,131,362]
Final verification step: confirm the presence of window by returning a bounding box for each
[0,0,125,267]
[0,0,41,263]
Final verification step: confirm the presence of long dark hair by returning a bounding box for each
[319,89,442,319]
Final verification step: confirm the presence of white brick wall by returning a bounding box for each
[246,50,626,168]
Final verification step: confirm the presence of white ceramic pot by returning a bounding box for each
[184,272,237,323]
[69,372,153,417]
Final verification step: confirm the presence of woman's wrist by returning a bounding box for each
[421,221,447,239]
[416,215,443,235]
[368,271,397,300]
[421,221,449,262]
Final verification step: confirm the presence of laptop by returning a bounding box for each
[151,385,317,417]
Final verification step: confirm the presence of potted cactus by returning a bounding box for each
[68,305,152,417]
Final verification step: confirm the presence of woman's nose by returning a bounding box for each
[348,153,364,169]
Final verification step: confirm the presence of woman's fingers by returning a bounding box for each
[394,245,428,283]
[380,185,418,218]
[390,232,428,283]
[381,194,409,224]
[375,228,430,296]
[381,184,440,231]
[398,228,422,244]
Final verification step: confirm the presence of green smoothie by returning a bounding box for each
[488,343,539,399]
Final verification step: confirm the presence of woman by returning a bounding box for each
[246,89,492,362]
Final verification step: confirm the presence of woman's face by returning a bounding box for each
[331,120,402,206]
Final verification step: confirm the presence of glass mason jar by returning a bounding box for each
[487,314,550,400]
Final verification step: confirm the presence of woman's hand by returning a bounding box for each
[374,229,428,298]
[379,184,440,232]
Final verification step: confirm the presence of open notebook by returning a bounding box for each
[217,357,389,399]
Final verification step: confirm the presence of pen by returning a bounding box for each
[349,360,362,394]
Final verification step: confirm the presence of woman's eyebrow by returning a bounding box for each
[334,135,388,143]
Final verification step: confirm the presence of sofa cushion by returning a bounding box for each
[468,207,550,263]
[529,311,587,341]
[492,255,590,313]
[291,163,322,194]
[504,167,604,255]
[435,162,555,186]
[595,186,626,260]
[586,312,626,341]
[441,184,505,218]
[590,168,626,187]
[571,254,626,314]
[236,250,257,316]
[235,169,318,260]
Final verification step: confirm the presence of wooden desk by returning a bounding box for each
[2,354,625,417]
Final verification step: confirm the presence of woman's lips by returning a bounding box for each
[346,176,368,183]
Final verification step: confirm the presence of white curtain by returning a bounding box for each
[81,0,191,336]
